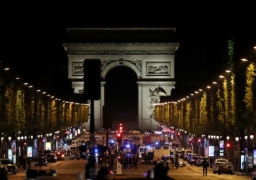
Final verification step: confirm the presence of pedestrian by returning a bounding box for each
[22,157,27,170]
[153,162,175,180]
[209,157,213,167]
[27,158,31,170]
[0,168,8,180]
[128,155,132,169]
[202,158,209,176]
[84,158,89,179]
[175,154,179,169]
[95,167,110,180]
[132,155,138,169]
[125,155,129,169]
[98,156,103,168]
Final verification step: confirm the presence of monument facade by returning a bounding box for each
[63,28,179,130]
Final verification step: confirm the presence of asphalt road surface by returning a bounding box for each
[7,159,252,180]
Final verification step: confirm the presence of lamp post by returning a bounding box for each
[201,134,205,157]
[198,138,201,155]
[234,136,240,171]
[17,136,21,167]
[0,135,4,157]
[226,136,230,160]
[244,133,249,173]
[249,134,254,173]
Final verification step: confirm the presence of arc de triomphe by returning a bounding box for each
[63,28,179,130]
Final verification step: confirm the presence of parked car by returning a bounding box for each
[212,157,229,174]
[189,154,200,166]
[33,157,48,166]
[46,153,57,163]
[0,158,18,174]
[216,162,234,175]
[196,156,209,167]
[186,153,199,164]
[56,151,65,161]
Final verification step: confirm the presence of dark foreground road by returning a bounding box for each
[7,159,252,180]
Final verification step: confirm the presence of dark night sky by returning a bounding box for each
[0,4,256,122]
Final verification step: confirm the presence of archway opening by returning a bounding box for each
[105,66,138,130]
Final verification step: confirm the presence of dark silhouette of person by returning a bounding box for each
[125,155,129,169]
[132,155,138,169]
[175,154,179,169]
[153,162,175,180]
[0,168,8,180]
[210,157,213,167]
[95,167,110,180]
[202,158,209,176]
[98,156,103,168]
[27,158,31,169]
[23,157,27,170]
[128,155,132,169]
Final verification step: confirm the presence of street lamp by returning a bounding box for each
[198,138,201,155]
[235,137,239,143]
[250,135,254,141]
[8,136,11,149]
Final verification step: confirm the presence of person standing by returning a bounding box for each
[128,155,133,169]
[125,155,129,169]
[209,157,213,168]
[132,155,138,169]
[202,158,209,176]
[0,168,8,180]
[98,156,103,168]
[175,153,179,169]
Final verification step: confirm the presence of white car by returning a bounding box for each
[0,158,18,174]
[212,157,229,174]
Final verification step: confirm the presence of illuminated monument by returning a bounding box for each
[64,28,179,130]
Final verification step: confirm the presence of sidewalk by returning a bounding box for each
[235,170,252,176]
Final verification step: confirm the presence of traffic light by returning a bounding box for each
[116,133,122,144]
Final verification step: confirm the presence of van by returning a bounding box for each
[62,145,77,153]
[138,145,154,159]
[184,148,192,160]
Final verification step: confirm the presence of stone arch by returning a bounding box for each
[101,60,141,80]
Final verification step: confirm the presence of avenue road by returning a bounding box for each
[6,158,252,180]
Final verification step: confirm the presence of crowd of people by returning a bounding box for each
[119,154,139,169]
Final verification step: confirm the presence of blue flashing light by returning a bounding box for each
[95,149,98,152]
[111,140,114,143]
[155,142,159,145]
[126,144,130,148]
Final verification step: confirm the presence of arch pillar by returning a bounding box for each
[137,81,176,131]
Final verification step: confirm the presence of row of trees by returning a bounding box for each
[154,40,256,137]
[0,66,89,137]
